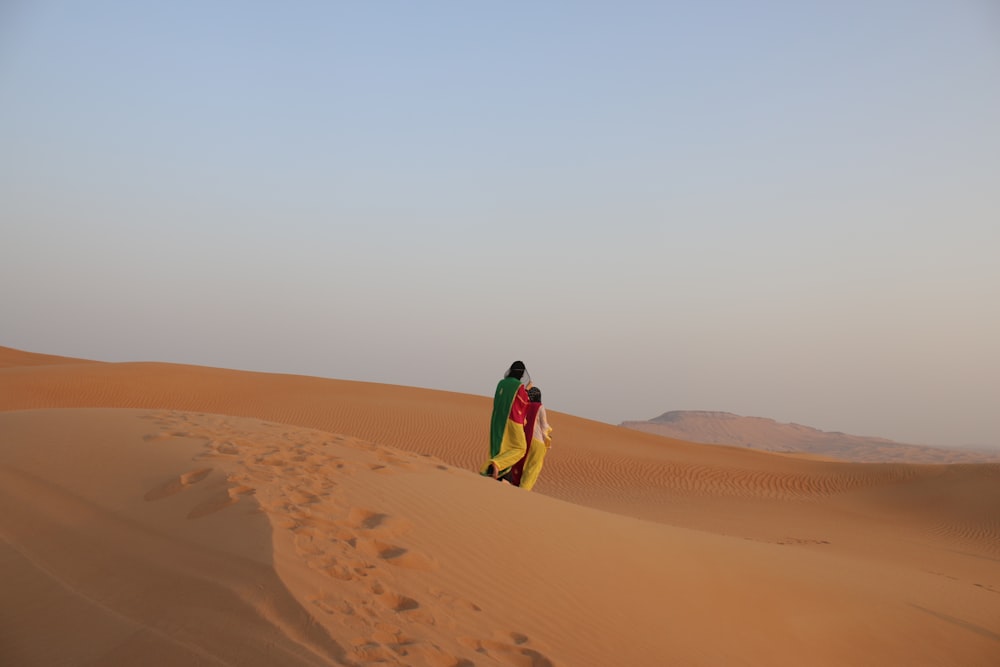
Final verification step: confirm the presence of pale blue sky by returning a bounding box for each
[2,2,998,447]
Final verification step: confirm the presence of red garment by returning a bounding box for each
[505,402,542,487]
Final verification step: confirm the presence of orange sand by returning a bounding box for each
[1,346,998,666]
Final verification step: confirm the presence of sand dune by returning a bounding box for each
[2,346,999,666]
[0,346,95,368]
[622,410,1000,463]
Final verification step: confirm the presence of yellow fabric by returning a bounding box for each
[518,436,549,491]
[481,418,527,476]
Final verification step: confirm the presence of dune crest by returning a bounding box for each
[0,346,96,368]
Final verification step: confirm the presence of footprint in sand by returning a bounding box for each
[369,580,422,613]
[374,450,419,471]
[351,641,398,663]
[144,468,213,501]
[310,596,343,617]
[287,488,321,506]
[347,508,390,530]
[397,644,473,667]
[353,537,437,571]
[429,588,482,613]
[355,625,471,667]
[186,485,255,519]
[205,439,241,456]
[458,635,555,667]
[323,562,360,582]
[344,508,412,537]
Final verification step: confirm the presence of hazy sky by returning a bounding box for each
[2,2,998,447]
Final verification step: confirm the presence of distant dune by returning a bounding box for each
[2,346,999,666]
[0,346,94,368]
[621,410,1000,464]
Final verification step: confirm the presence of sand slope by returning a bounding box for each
[2,347,999,666]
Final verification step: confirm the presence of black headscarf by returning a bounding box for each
[504,360,526,380]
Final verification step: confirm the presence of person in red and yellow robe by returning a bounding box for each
[503,386,552,490]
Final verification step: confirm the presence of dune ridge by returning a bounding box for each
[2,346,999,665]
[621,410,1000,463]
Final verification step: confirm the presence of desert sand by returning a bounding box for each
[1,345,998,666]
